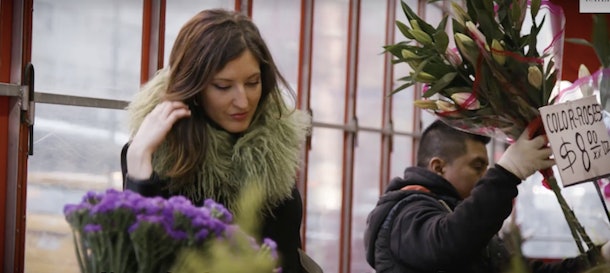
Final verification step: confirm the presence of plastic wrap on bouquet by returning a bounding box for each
[556,67,610,134]
[415,0,566,143]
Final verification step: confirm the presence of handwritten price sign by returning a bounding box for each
[540,95,610,187]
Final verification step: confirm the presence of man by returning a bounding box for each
[364,119,605,273]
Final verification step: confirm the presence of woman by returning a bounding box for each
[120,9,311,273]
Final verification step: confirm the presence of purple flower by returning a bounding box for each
[82,191,103,204]
[64,189,273,272]
[133,196,165,215]
[190,216,210,229]
[167,196,192,206]
[63,203,87,216]
[194,229,209,242]
[128,214,167,233]
[83,224,102,233]
[165,228,188,240]
[203,199,233,223]
[262,238,279,259]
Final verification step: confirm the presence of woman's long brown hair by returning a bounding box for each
[160,9,294,188]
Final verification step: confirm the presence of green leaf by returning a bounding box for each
[475,8,502,42]
[433,30,450,53]
[526,24,539,57]
[384,44,408,58]
[451,2,471,24]
[422,72,458,97]
[396,20,415,40]
[424,58,455,76]
[592,14,610,67]
[510,2,521,28]
[466,0,478,22]
[436,15,449,32]
[396,75,412,82]
[400,1,436,35]
[543,69,558,105]
[530,0,541,19]
[452,18,466,34]
[389,81,415,96]
[482,0,494,13]
[565,38,594,47]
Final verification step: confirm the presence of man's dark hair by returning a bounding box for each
[416,120,491,167]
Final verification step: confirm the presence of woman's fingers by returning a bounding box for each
[132,100,192,152]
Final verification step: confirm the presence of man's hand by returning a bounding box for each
[497,127,555,180]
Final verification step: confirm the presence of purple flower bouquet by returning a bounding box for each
[63,189,278,273]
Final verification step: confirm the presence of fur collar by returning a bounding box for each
[127,68,311,212]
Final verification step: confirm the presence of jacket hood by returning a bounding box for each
[364,166,461,268]
[385,166,461,198]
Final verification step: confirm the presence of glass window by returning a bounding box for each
[164,0,233,66]
[31,0,143,101]
[390,135,414,179]
[25,104,128,273]
[392,0,418,133]
[306,128,344,273]
[310,0,349,124]
[352,132,381,272]
[27,0,139,271]
[516,169,610,258]
[356,1,387,128]
[252,0,301,101]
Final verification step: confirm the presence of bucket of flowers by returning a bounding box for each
[385,0,605,269]
[63,188,279,273]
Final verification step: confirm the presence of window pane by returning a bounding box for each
[306,128,343,273]
[25,104,128,273]
[252,0,301,104]
[310,0,349,124]
[164,0,234,66]
[357,1,387,128]
[32,0,143,101]
[392,0,418,132]
[390,135,414,178]
[352,132,381,272]
[425,3,444,27]
[516,169,610,258]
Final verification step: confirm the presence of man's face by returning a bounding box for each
[442,139,489,199]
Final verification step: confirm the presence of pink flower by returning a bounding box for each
[446,48,463,67]
[450,92,481,110]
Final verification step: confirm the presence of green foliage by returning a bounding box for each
[565,14,609,69]
[386,0,559,139]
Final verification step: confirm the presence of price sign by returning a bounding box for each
[539,95,610,186]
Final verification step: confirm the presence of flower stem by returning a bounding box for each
[546,175,603,265]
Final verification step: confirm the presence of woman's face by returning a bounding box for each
[201,50,262,133]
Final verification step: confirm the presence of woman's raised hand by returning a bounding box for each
[127,101,192,179]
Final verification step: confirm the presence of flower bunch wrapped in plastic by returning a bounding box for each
[387,0,604,266]
[388,0,562,140]
[63,189,279,273]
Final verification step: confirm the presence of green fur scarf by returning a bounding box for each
[126,68,311,212]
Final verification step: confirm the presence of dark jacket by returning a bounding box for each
[364,165,595,273]
[121,144,305,273]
